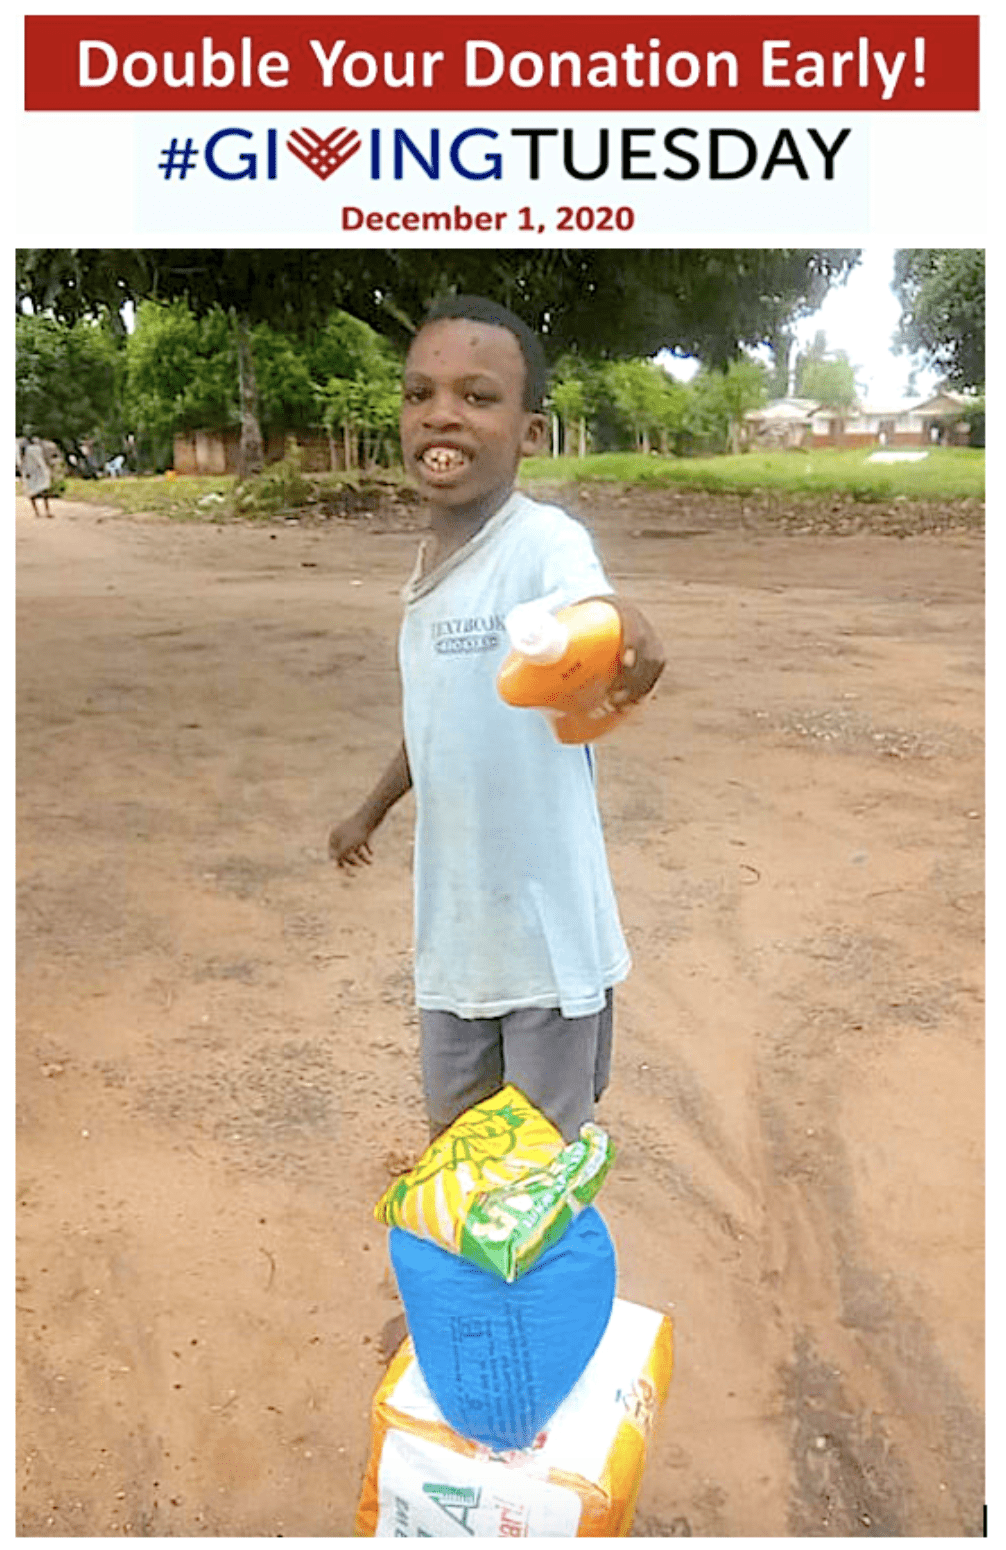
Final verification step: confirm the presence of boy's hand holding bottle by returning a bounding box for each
[496,594,665,744]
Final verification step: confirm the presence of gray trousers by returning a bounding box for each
[419,989,614,1144]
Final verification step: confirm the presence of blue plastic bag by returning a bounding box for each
[389,1206,617,1452]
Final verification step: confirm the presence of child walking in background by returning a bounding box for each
[329,295,664,1142]
[19,437,53,518]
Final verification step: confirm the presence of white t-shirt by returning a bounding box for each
[399,489,631,1018]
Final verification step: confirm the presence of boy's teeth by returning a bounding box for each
[422,447,467,471]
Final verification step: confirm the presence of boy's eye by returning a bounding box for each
[401,382,498,407]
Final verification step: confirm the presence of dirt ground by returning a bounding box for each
[16,485,984,1537]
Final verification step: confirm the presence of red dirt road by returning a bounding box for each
[17,490,983,1535]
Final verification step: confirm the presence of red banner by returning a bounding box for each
[24,14,978,112]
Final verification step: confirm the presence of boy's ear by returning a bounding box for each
[520,413,549,457]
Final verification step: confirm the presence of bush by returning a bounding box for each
[312,470,417,518]
[233,439,311,516]
[961,403,985,448]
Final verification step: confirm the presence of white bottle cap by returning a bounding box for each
[504,600,569,664]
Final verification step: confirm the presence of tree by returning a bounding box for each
[794,328,826,386]
[306,308,401,383]
[124,301,321,469]
[316,377,356,473]
[685,371,730,453]
[892,249,985,391]
[124,297,402,473]
[125,301,235,466]
[960,396,985,448]
[602,359,676,454]
[766,324,795,399]
[799,356,857,414]
[683,358,768,454]
[16,312,123,466]
[652,374,693,455]
[16,249,397,475]
[550,360,590,457]
[794,330,858,428]
[248,324,318,436]
[17,247,860,418]
[351,371,403,469]
[347,248,860,366]
[720,358,770,453]
[310,312,403,471]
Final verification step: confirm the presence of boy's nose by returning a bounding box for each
[421,391,464,427]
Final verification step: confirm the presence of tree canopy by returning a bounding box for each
[15,247,862,470]
[16,312,122,462]
[122,299,402,470]
[126,301,236,454]
[17,247,860,365]
[892,249,985,391]
[794,330,858,412]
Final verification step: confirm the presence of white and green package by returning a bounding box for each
[374,1085,614,1281]
[457,1123,615,1281]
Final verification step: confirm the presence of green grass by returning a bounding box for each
[58,474,236,518]
[519,446,985,502]
[55,466,412,520]
[48,445,983,519]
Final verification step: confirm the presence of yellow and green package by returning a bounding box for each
[374,1084,614,1282]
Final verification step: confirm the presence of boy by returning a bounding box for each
[329,296,664,1143]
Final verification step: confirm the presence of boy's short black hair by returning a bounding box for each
[419,294,548,413]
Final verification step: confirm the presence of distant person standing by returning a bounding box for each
[19,438,53,518]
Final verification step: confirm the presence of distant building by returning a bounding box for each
[746,388,975,450]
[742,397,819,449]
[810,402,922,448]
[172,429,348,475]
[904,390,974,447]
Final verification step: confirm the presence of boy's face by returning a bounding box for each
[400,318,547,518]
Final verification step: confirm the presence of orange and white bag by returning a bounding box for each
[355,1298,673,1538]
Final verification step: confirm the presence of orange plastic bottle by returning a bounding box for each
[496,597,628,744]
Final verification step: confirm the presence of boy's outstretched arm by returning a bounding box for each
[329,740,412,871]
[604,595,666,706]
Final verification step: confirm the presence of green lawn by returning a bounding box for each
[53,467,409,519]
[519,446,985,501]
[48,445,983,518]
[56,473,236,518]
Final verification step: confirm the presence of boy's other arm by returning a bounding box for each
[328,740,412,871]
